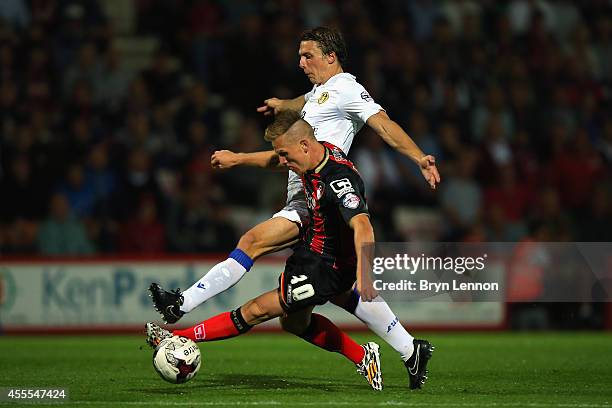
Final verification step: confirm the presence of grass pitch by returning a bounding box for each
[0,332,611,407]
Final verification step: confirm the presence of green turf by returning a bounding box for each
[0,332,611,407]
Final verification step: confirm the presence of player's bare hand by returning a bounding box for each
[256,98,283,116]
[211,150,240,169]
[357,279,378,302]
[419,155,441,190]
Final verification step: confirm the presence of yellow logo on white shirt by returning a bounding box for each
[317,92,329,104]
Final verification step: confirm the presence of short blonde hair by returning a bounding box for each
[264,111,304,142]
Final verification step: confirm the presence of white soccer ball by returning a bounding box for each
[152,336,201,383]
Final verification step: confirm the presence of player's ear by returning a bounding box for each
[300,139,309,153]
[326,52,336,64]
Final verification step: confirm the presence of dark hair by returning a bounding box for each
[264,110,303,142]
[300,26,347,67]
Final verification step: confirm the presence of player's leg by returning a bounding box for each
[175,289,285,341]
[281,308,363,364]
[280,309,383,391]
[278,249,383,391]
[236,215,301,259]
[149,216,300,323]
[180,216,299,311]
[331,289,414,359]
[146,289,284,346]
[330,288,434,389]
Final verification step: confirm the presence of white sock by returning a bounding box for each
[354,295,415,361]
[180,258,248,313]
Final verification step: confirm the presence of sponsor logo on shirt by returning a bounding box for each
[307,194,316,210]
[318,91,329,104]
[342,193,361,209]
[360,91,373,102]
[330,178,355,197]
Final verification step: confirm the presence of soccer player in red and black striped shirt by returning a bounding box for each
[147,112,386,390]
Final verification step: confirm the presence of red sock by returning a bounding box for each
[173,310,250,342]
[299,313,365,364]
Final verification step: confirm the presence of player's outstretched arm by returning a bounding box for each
[256,95,306,116]
[211,150,281,169]
[349,213,378,302]
[366,111,441,190]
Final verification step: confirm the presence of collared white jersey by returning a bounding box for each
[302,72,383,152]
[285,73,384,201]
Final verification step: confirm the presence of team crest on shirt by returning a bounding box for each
[317,92,329,104]
[316,184,325,200]
[342,193,361,209]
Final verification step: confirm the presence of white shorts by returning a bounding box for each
[273,173,310,227]
[272,198,309,228]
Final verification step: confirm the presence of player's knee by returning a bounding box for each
[332,288,359,314]
[237,230,260,255]
[242,298,272,325]
[280,315,309,335]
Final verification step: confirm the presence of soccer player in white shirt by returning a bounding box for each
[150,27,439,389]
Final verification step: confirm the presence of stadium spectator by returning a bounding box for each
[0,0,30,30]
[112,148,162,222]
[37,192,95,255]
[56,162,97,218]
[166,183,234,253]
[529,187,573,241]
[575,185,612,242]
[142,47,182,105]
[0,155,48,222]
[85,142,117,211]
[174,81,221,146]
[94,46,133,111]
[62,42,101,99]
[118,195,166,253]
[546,127,606,211]
[440,149,482,239]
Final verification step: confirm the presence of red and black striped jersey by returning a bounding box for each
[300,142,369,271]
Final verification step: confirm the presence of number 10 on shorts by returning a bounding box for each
[291,275,315,301]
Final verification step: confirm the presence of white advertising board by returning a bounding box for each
[0,259,503,331]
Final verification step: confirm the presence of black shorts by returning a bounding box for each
[278,248,356,312]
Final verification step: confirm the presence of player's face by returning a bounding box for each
[298,41,328,85]
[273,134,308,174]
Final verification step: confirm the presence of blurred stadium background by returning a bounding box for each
[1,0,611,334]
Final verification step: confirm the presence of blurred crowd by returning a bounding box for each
[0,0,611,256]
